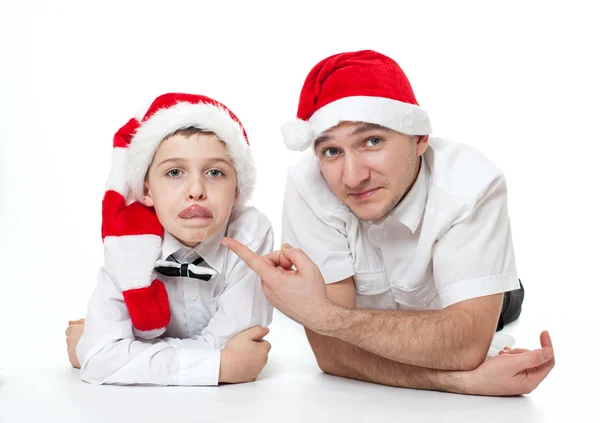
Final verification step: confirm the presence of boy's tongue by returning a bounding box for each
[179,204,212,219]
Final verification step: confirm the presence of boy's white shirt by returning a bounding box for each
[76,206,274,386]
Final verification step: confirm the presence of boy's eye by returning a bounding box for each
[366,137,382,147]
[207,169,223,178]
[323,148,340,158]
[167,169,182,177]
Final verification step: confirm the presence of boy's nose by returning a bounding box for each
[187,178,206,201]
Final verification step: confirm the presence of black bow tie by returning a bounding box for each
[155,256,216,281]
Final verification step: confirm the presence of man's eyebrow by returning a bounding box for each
[314,123,393,150]
[314,134,332,149]
[349,123,392,137]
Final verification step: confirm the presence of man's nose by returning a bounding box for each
[342,153,369,189]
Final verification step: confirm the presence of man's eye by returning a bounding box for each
[366,137,382,147]
[323,148,340,158]
[167,169,182,177]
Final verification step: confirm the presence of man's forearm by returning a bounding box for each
[306,328,468,393]
[317,296,501,370]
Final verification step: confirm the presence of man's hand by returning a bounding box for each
[65,319,86,369]
[222,238,333,332]
[463,330,555,396]
[219,326,272,384]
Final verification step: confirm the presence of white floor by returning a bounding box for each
[0,302,595,423]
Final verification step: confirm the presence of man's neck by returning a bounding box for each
[394,155,422,209]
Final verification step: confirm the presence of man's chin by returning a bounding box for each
[347,204,388,222]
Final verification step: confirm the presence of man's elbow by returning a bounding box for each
[311,345,350,377]
[455,341,490,371]
[314,350,339,374]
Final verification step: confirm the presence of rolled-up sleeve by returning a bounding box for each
[76,268,221,386]
[432,176,520,308]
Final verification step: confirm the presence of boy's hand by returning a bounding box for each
[219,326,271,384]
[65,319,86,369]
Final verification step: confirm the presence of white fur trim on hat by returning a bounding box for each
[281,118,315,151]
[126,101,256,206]
[282,96,432,152]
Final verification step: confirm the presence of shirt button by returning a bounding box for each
[423,296,429,303]
[190,294,198,301]
[357,286,366,293]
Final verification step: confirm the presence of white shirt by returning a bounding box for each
[282,137,520,311]
[77,206,274,386]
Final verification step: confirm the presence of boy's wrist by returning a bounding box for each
[218,348,233,383]
[218,349,228,383]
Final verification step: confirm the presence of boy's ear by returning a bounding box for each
[140,181,154,207]
[233,188,239,206]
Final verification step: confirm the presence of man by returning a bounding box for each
[223,49,553,396]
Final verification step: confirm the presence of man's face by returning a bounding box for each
[142,133,238,247]
[315,122,428,222]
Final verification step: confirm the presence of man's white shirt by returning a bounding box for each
[282,137,520,311]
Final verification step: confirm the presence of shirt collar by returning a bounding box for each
[387,156,429,233]
[160,225,227,273]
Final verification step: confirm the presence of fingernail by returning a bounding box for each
[543,347,553,359]
[221,238,229,246]
[282,243,291,249]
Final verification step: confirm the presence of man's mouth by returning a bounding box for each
[348,188,380,200]
[179,204,213,219]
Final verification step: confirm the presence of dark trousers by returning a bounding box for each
[496,280,525,331]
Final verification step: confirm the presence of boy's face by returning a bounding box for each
[141,132,238,247]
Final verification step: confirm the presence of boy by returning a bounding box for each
[67,93,273,386]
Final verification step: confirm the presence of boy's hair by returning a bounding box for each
[169,126,216,139]
[144,127,224,182]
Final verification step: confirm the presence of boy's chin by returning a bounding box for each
[171,228,215,247]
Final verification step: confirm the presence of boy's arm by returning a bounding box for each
[194,225,274,349]
[77,267,221,386]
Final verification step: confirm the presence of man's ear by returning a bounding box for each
[416,135,430,156]
[141,180,154,207]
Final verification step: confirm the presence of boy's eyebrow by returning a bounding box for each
[156,157,186,167]
[156,157,234,168]
[205,157,234,168]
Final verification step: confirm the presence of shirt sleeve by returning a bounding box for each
[193,222,275,349]
[76,268,221,386]
[281,174,355,284]
[432,175,520,308]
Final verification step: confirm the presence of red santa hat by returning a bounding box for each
[102,93,255,339]
[281,50,432,151]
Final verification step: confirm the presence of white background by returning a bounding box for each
[0,1,598,422]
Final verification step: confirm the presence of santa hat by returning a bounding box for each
[102,93,255,339]
[281,50,432,151]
